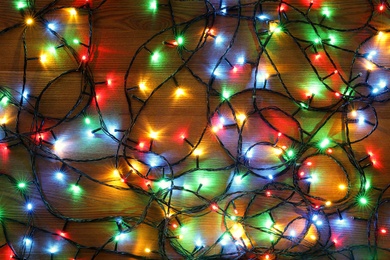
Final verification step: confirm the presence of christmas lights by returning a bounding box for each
[0,0,389,259]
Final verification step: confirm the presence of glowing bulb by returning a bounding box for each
[234,175,243,184]
[222,89,231,99]
[237,113,246,122]
[145,248,151,253]
[40,54,47,63]
[309,173,319,183]
[0,116,7,125]
[367,50,377,59]
[24,238,32,246]
[175,87,184,97]
[151,52,160,62]
[322,7,330,17]
[139,82,146,90]
[265,219,273,228]
[47,23,56,30]
[150,1,157,10]
[319,138,330,148]
[113,169,120,176]
[48,246,58,254]
[26,18,34,25]
[359,197,368,205]
[379,81,387,88]
[48,46,56,54]
[286,149,294,158]
[237,56,245,64]
[176,36,184,45]
[18,182,27,189]
[17,1,27,9]
[149,131,158,139]
[194,149,202,156]
[115,233,126,241]
[365,180,371,190]
[195,238,203,247]
[339,184,346,190]
[55,172,64,180]
[325,201,332,206]
[215,35,223,44]
[71,184,81,193]
[69,8,77,15]
[26,203,33,211]
[158,180,171,189]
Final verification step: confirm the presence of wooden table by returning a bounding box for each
[0,0,390,259]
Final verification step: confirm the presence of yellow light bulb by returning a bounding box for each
[237,113,246,122]
[175,87,184,97]
[0,116,7,124]
[194,149,202,156]
[69,8,77,15]
[149,131,158,139]
[339,184,346,190]
[325,201,332,206]
[113,169,120,176]
[139,82,146,90]
[145,248,151,253]
[40,54,47,63]
[26,18,34,25]
[274,147,283,155]
[366,63,374,71]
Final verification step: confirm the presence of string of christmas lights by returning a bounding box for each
[0,0,390,259]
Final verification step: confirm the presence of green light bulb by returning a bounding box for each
[319,138,330,149]
[359,197,367,205]
[150,1,157,10]
[286,149,294,158]
[71,184,81,193]
[17,1,27,9]
[151,52,160,62]
[18,182,27,188]
[176,36,184,45]
[322,7,331,17]
[1,96,8,105]
[222,90,231,99]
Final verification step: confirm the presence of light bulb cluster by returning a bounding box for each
[0,0,389,259]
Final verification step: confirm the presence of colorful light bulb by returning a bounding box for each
[26,18,34,25]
